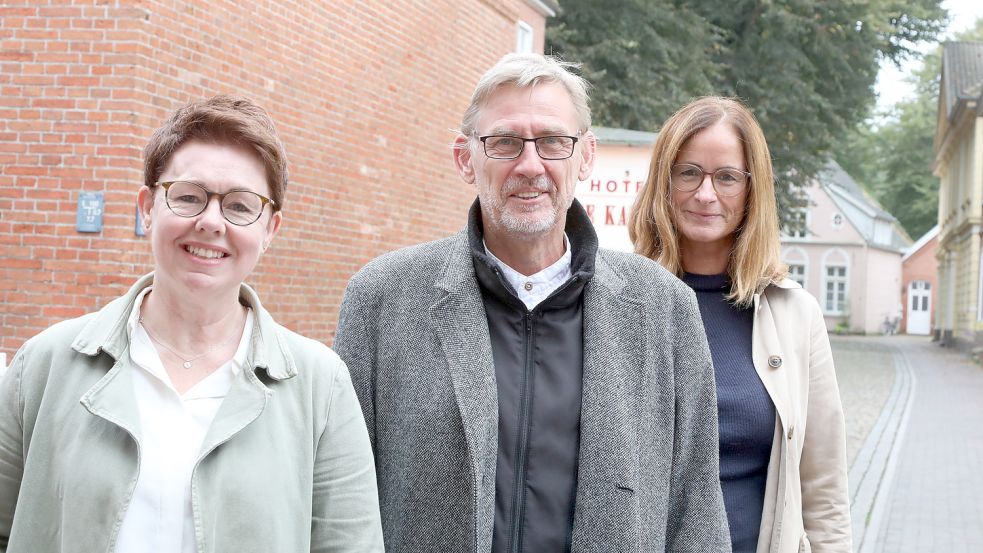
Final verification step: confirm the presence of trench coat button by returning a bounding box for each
[768,355,782,369]
[787,426,794,439]
[523,282,533,291]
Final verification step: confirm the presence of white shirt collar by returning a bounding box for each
[483,234,573,310]
[126,286,252,392]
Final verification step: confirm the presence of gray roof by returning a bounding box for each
[592,126,658,147]
[820,160,912,252]
[940,41,983,121]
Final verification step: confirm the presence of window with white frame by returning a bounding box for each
[788,264,806,287]
[785,188,810,238]
[788,211,808,238]
[911,281,930,312]
[824,265,848,314]
[516,21,533,53]
[781,247,809,289]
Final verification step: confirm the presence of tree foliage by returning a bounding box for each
[547,0,948,226]
[835,16,983,239]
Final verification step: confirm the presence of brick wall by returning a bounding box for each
[0,0,546,357]
[900,233,938,333]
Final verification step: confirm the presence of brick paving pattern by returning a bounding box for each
[831,335,983,552]
[872,336,983,552]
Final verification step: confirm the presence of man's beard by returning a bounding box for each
[484,175,569,235]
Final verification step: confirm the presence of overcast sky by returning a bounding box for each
[874,0,983,112]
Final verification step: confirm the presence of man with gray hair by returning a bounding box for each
[334,53,730,552]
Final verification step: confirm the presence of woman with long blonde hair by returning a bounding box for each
[630,97,852,553]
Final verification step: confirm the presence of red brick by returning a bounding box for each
[0,51,33,62]
[1,0,540,357]
[3,258,42,269]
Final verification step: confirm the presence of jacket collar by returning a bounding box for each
[753,277,802,311]
[71,273,297,381]
[465,197,598,309]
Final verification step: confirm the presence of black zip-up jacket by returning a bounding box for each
[468,201,597,553]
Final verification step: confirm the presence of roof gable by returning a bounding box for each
[817,161,912,252]
[902,225,940,261]
[941,41,983,122]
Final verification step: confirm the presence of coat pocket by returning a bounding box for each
[798,533,812,553]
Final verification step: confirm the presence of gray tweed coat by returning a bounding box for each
[334,229,730,553]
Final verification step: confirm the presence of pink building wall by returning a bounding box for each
[781,179,905,334]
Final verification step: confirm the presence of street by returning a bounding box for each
[833,335,983,552]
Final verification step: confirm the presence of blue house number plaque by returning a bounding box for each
[76,192,104,233]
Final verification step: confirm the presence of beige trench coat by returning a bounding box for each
[752,279,852,553]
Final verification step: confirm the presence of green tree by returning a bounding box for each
[835,16,983,239]
[547,0,947,226]
[547,0,720,130]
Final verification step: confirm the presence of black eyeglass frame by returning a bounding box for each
[669,163,751,197]
[478,134,581,160]
[156,180,276,226]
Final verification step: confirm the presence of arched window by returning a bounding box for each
[821,249,850,315]
[782,246,809,288]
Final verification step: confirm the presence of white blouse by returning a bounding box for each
[115,287,252,553]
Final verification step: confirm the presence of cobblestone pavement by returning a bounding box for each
[831,335,896,466]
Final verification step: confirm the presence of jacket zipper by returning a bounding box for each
[508,311,536,553]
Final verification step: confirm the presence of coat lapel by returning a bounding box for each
[572,254,646,546]
[428,233,498,542]
[79,357,142,444]
[752,290,792,430]
[74,275,151,442]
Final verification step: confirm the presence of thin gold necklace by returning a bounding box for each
[139,316,241,370]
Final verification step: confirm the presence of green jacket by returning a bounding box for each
[0,274,383,553]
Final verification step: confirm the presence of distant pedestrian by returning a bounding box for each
[630,96,852,553]
[0,95,383,553]
[335,53,730,552]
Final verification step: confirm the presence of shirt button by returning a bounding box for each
[768,355,782,369]
[787,426,794,439]
[524,282,533,291]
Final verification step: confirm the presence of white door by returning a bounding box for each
[906,280,931,335]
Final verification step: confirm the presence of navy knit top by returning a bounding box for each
[683,273,775,553]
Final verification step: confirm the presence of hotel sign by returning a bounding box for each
[576,142,653,252]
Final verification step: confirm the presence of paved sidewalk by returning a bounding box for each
[872,336,983,552]
[833,335,983,552]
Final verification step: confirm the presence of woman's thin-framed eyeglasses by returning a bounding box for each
[670,163,750,197]
[157,180,275,226]
[478,134,580,160]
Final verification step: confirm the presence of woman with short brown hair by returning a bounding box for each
[0,95,383,553]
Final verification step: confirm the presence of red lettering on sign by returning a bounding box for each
[604,205,627,226]
[590,180,601,192]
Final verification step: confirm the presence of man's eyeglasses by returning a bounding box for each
[478,135,580,160]
[670,163,750,197]
[157,180,275,226]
